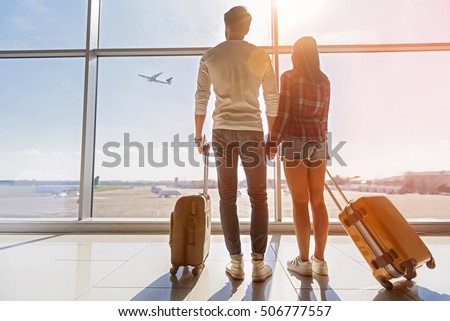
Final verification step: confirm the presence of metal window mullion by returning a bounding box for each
[271,0,283,223]
[0,50,86,59]
[78,0,101,221]
[94,46,276,57]
[90,43,450,58]
[279,43,450,54]
[1,44,449,60]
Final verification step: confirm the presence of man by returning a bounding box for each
[194,6,278,282]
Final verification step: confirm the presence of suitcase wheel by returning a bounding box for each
[170,265,179,275]
[426,257,436,269]
[192,264,204,276]
[405,269,417,281]
[381,280,393,291]
[376,276,393,291]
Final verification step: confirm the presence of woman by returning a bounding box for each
[268,36,331,276]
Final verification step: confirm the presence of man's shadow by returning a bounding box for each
[208,270,272,301]
[242,277,272,301]
[131,266,200,301]
[292,273,341,301]
[373,280,450,301]
[208,274,244,301]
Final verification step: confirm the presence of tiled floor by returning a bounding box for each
[0,233,449,301]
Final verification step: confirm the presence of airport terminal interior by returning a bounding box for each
[1,233,449,301]
[1,0,450,301]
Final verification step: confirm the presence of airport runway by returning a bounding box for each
[1,186,450,220]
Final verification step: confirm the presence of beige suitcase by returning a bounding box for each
[169,143,211,276]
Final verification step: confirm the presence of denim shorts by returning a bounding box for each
[281,136,329,161]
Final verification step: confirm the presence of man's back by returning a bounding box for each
[195,40,278,131]
[194,6,275,283]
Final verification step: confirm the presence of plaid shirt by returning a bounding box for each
[270,70,330,146]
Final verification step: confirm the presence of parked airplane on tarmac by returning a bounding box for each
[150,185,181,198]
[138,72,173,85]
[157,190,181,198]
[33,176,100,198]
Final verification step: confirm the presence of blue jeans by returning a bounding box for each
[212,129,269,260]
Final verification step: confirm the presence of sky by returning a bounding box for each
[1,0,450,182]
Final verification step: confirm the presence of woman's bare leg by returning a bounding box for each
[283,159,310,262]
[307,160,329,261]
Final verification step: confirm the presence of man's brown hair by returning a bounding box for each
[224,6,252,38]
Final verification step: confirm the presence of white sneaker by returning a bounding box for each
[287,257,312,276]
[226,259,245,280]
[311,256,328,276]
[251,259,272,282]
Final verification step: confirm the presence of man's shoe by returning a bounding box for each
[287,256,312,276]
[251,259,272,282]
[226,258,245,280]
[311,256,328,276]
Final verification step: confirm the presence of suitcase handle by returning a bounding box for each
[324,169,349,211]
[201,135,210,196]
[169,211,174,246]
[187,217,196,245]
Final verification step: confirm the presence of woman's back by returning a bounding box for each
[273,69,330,142]
[270,37,331,278]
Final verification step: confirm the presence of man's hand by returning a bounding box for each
[195,135,207,155]
[195,115,206,154]
[197,144,205,155]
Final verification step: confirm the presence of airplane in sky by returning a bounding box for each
[33,176,100,198]
[138,72,173,85]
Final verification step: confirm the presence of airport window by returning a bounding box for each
[92,57,275,220]
[0,0,88,50]
[99,0,272,48]
[277,0,450,46]
[0,58,85,219]
[279,51,450,221]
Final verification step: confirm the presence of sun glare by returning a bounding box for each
[278,0,323,20]
[277,0,324,32]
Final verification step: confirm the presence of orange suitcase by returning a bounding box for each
[169,142,211,276]
[325,170,436,290]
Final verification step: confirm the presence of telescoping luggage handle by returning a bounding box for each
[324,169,349,211]
[201,135,210,196]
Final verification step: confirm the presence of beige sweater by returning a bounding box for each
[195,40,279,131]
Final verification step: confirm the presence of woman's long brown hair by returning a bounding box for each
[291,36,326,83]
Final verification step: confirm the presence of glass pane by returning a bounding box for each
[100,0,271,48]
[0,0,88,50]
[94,57,275,220]
[279,51,450,221]
[0,58,85,219]
[277,0,450,46]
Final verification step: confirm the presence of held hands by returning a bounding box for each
[265,133,278,160]
[267,146,278,160]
